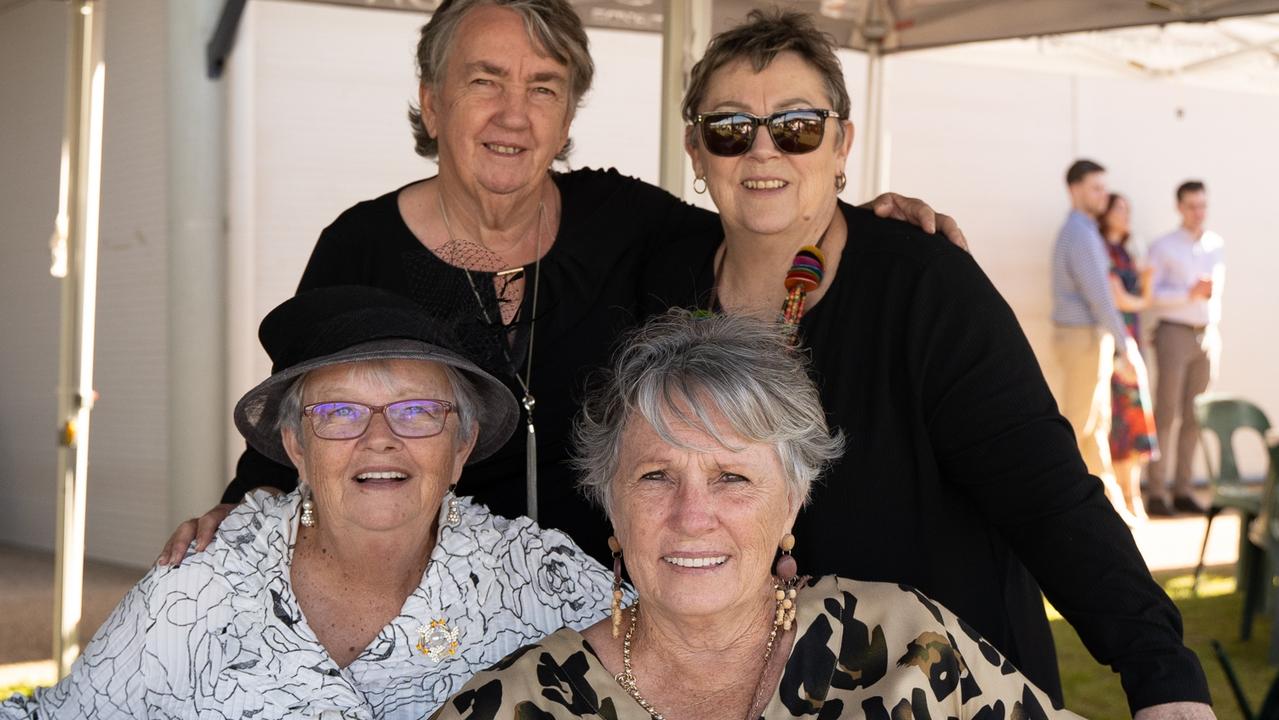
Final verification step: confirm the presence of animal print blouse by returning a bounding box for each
[432,576,1084,719]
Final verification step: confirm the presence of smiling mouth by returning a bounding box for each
[484,142,524,156]
[742,179,787,190]
[663,555,729,568]
[354,471,409,484]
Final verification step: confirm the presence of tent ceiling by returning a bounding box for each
[295,0,1279,52]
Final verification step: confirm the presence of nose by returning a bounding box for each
[745,118,780,159]
[494,85,532,130]
[668,479,717,536]
[358,412,404,452]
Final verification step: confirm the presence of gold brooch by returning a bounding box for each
[416,618,460,661]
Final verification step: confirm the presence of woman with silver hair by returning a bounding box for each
[433,310,1078,720]
[4,286,616,719]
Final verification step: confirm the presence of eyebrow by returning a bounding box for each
[466,61,509,78]
[465,62,566,85]
[707,97,821,113]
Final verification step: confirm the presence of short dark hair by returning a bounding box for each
[1177,180,1206,202]
[682,9,851,128]
[1066,159,1105,186]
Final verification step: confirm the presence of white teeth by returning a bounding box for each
[355,471,408,480]
[486,143,522,155]
[663,556,728,568]
[743,179,786,190]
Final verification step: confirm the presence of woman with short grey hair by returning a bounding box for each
[574,309,843,517]
[432,310,1078,719]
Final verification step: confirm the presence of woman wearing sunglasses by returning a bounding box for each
[643,10,1212,719]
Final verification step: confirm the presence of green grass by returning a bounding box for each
[0,684,34,699]
[1055,570,1275,719]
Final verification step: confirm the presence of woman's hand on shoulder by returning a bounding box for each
[157,503,237,566]
[156,488,282,566]
[864,192,968,252]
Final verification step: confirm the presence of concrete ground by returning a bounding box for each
[0,503,1248,687]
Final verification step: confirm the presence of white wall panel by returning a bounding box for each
[0,1,66,553]
[0,1,172,567]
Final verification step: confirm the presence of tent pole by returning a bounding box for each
[658,0,709,197]
[51,0,107,679]
[860,37,885,200]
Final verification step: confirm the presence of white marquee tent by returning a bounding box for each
[36,0,1279,676]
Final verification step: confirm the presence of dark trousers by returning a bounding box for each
[1148,322,1215,499]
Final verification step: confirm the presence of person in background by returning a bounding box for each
[1051,159,1149,524]
[1100,192,1159,523]
[1145,180,1225,517]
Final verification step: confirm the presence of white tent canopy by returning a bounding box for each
[299,0,1279,49]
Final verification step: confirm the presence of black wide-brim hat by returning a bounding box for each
[233,285,518,467]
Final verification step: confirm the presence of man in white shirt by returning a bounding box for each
[1145,180,1225,516]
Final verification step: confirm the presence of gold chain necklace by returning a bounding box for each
[615,594,782,720]
[439,195,545,521]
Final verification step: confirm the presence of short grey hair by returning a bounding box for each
[277,359,480,451]
[682,9,850,142]
[407,0,594,159]
[574,310,845,519]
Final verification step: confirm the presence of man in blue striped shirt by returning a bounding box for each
[1051,160,1148,519]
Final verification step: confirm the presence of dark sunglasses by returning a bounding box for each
[302,399,454,440]
[694,108,841,157]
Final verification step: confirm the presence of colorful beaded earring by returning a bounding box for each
[781,246,825,342]
[773,533,798,631]
[609,536,625,637]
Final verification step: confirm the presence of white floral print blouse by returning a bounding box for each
[1,490,617,719]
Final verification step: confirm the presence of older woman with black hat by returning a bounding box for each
[2,286,615,720]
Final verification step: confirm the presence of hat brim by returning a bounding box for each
[233,338,518,468]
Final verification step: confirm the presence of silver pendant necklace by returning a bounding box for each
[439,194,544,521]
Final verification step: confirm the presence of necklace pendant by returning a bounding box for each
[416,618,460,661]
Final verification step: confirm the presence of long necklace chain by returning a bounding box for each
[439,194,545,520]
[615,597,782,720]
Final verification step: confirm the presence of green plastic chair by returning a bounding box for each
[1263,443,1279,662]
[1214,638,1279,719]
[1191,395,1272,612]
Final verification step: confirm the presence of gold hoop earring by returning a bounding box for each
[693,176,707,194]
[835,172,847,192]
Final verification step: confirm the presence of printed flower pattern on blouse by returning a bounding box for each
[1,491,617,719]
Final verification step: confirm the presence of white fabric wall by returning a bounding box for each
[0,1,171,566]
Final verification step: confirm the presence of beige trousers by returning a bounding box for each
[1148,322,1216,500]
[1054,325,1115,481]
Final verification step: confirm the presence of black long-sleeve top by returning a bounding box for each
[225,173,1209,713]
[642,200,1210,712]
